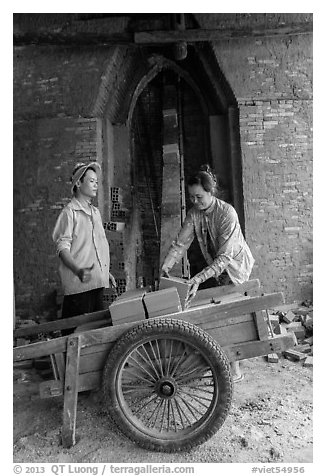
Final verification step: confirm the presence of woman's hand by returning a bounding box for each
[109,272,117,289]
[160,265,170,278]
[76,264,94,283]
[185,276,201,307]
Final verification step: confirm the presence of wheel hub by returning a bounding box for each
[156,378,177,398]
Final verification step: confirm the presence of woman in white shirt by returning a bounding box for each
[53,162,116,319]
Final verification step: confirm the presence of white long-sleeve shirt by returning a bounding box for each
[52,197,111,295]
[163,197,255,285]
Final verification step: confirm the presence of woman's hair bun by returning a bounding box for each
[199,164,211,173]
[199,164,217,184]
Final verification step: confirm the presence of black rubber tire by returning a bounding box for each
[102,317,233,452]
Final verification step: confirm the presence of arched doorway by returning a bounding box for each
[99,46,243,297]
[127,51,239,290]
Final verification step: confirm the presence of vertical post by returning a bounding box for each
[13,279,16,330]
[160,83,182,275]
[61,335,81,448]
[177,76,190,278]
[252,311,270,341]
[228,105,245,232]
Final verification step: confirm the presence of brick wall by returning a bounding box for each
[211,33,313,301]
[240,99,313,300]
[13,116,99,319]
[13,43,135,319]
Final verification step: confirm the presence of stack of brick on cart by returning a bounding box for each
[267,300,313,367]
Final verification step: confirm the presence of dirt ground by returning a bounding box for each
[13,355,313,464]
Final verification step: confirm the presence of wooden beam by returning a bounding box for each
[14,309,111,338]
[61,335,81,448]
[190,278,261,306]
[14,32,134,47]
[134,24,312,44]
[13,22,312,47]
[14,336,67,362]
[54,353,66,382]
[39,371,101,398]
[252,310,270,340]
[224,334,295,362]
[208,320,257,347]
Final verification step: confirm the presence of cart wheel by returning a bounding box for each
[102,317,233,452]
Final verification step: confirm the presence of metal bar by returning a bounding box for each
[177,75,190,278]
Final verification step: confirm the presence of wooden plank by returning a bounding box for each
[13,309,112,338]
[208,321,257,347]
[252,310,270,340]
[39,379,64,399]
[54,353,66,382]
[39,371,102,398]
[80,342,113,357]
[61,335,81,448]
[134,24,313,44]
[14,336,68,362]
[191,279,261,305]
[79,350,110,374]
[224,334,296,362]
[74,319,112,333]
[179,293,284,329]
[189,291,244,308]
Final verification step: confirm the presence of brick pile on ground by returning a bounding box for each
[267,300,313,367]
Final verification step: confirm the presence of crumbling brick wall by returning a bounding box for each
[13,116,99,319]
[210,32,313,301]
[13,14,313,320]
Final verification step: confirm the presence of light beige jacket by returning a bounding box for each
[163,197,255,285]
[52,197,111,295]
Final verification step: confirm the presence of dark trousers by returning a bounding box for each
[61,287,104,318]
[61,287,105,336]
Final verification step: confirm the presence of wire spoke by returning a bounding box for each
[167,399,172,432]
[132,393,159,416]
[178,388,212,408]
[139,343,161,379]
[127,354,157,382]
[122,366,156,385]
[178,386,214,403]
[174,396,193,426]
[177,393,205,418]
[155,340,165,377]
[121,383,155,395]
[165,339,174,376]
[170,398,178,432]
[148,398,164,428]
[172,346,206,379]
[170,344,189,377]
[159,399,168,432]
[166,340,184,376]
[182,384,214,395]
[147,340,164,378]
[176,366,210,383]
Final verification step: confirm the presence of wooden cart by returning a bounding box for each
[13,279,294,452]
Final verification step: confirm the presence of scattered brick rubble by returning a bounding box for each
[267,300,313,367]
